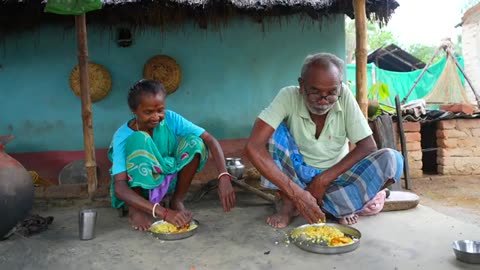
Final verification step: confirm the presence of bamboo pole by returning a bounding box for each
[395,95,410,190]
[231,178,276,203]
[446,48,480,108]
[354,0,368,117]
[75,14,98,197]
[401,46,443,105]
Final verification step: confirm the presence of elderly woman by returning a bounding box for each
[109,79,236,230]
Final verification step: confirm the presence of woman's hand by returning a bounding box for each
[199,131,237,212]
[164,209,193,228]
[218,175,236,212]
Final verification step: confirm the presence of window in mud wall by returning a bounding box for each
[421,121,438,174]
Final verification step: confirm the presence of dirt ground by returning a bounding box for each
[409,175,480,226]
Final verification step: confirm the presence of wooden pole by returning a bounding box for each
[75,14,98,197]
[354,0,368,117]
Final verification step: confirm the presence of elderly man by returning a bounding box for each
[245,53,403,228]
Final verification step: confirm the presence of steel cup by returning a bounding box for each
[79,209,97,240]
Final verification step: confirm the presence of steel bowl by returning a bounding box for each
[452,240,480,264]
[149,219,199,241]
[289,223,361,254]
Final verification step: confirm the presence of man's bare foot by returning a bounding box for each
[358,189,387,216]
[128,206,152,231]
[267,211,297,229]
[267,193,298,229]
[170,198,186,212]
[338,214,358,225]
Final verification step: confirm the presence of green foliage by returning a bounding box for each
[368,82,390,101]
[345,18,463,63]
[368,82,395,117]
[367,24,397,51]
[407,44,442,64]
[345,19,398,63]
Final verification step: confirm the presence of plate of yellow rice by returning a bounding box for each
[149,219,199,240]
[289,223,361,254]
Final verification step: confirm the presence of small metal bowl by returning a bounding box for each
[149,220,199,241]
[452,240,480,264]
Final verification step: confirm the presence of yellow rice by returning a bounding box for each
[291,225,345,243]
[150,222,197,234]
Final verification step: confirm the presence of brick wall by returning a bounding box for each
[393,122,423,178]
[437,119,480,175]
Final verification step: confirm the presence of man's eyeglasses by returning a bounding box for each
[304,83,342,102]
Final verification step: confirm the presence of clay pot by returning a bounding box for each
[0,135,34,238]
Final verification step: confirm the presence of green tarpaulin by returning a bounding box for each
[346,57,465,106]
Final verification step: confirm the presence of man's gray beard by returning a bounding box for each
[306,102,335,116]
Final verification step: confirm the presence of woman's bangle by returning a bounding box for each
[218,172,233,180]
[163,208,168,221]
[152,203,160,218]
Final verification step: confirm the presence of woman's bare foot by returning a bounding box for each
[338,214,359,225]
[128,206,152,231]
[267,193,298,229]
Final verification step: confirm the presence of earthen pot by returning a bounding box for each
[0,135,34,238]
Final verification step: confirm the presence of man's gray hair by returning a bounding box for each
[300,53,344,79]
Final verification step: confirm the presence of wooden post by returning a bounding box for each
[75,14,98,197]
[354,0,368,117]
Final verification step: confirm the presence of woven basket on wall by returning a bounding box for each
[143,55,182,95]
[69,62,112,103]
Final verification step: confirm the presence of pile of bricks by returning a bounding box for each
[393,122,423,178]
[436,119,480,175]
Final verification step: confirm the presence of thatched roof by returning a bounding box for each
[0,0,399,35]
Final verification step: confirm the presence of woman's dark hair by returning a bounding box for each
[127,79,167,110]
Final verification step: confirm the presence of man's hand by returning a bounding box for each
[307,175,329,206]
[218,175,236,212]
[291,189,326,224]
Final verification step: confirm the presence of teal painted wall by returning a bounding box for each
[0,15,345,153]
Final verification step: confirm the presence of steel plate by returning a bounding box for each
[149,219,199,241]
[289,223,361,254]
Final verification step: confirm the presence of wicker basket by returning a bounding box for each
[143,55,182,95]
[69,62,112,103]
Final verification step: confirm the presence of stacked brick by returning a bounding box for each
[436,119,480,175]
[393,122,423,178]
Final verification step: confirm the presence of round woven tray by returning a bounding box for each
[69,62,112,102]
[143,55,182,95]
